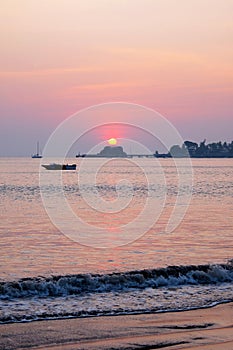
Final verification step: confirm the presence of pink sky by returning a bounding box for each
[0,0,233,156]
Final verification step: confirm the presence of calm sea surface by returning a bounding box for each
[0,157,232,323]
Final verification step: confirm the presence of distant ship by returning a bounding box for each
[32,141,43,158]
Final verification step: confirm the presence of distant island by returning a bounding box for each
[76,140,233,159]
[76,146,128,158]
[155,140,233,158]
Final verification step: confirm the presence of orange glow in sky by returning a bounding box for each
[0,0,233,155]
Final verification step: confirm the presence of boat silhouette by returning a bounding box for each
[32,141,42,158]
[42,163,76,170]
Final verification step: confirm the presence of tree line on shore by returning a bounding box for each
[155,140,233,158]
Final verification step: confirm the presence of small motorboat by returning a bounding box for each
[42,163,76,170]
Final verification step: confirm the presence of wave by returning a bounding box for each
[1,261,233,300]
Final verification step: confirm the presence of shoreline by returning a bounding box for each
[1,302,233,349]
[1,299,232,325]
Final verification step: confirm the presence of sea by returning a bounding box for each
[0,157,233,323]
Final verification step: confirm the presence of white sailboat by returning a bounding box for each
[31,141,43,158]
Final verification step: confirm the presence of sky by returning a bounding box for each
[0,0,232,156]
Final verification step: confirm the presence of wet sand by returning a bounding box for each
[0,302,233,349]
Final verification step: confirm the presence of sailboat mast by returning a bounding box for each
[32,141,42,158]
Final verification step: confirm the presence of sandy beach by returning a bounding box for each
[0,302,232,350]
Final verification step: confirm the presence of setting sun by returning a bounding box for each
[108,138,117,145]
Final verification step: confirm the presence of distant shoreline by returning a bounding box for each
[1,155,233,159]
[75,140,233,158]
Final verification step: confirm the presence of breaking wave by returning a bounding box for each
[1,261,233,300]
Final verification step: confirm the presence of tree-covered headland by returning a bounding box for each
[155,140,233,158]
